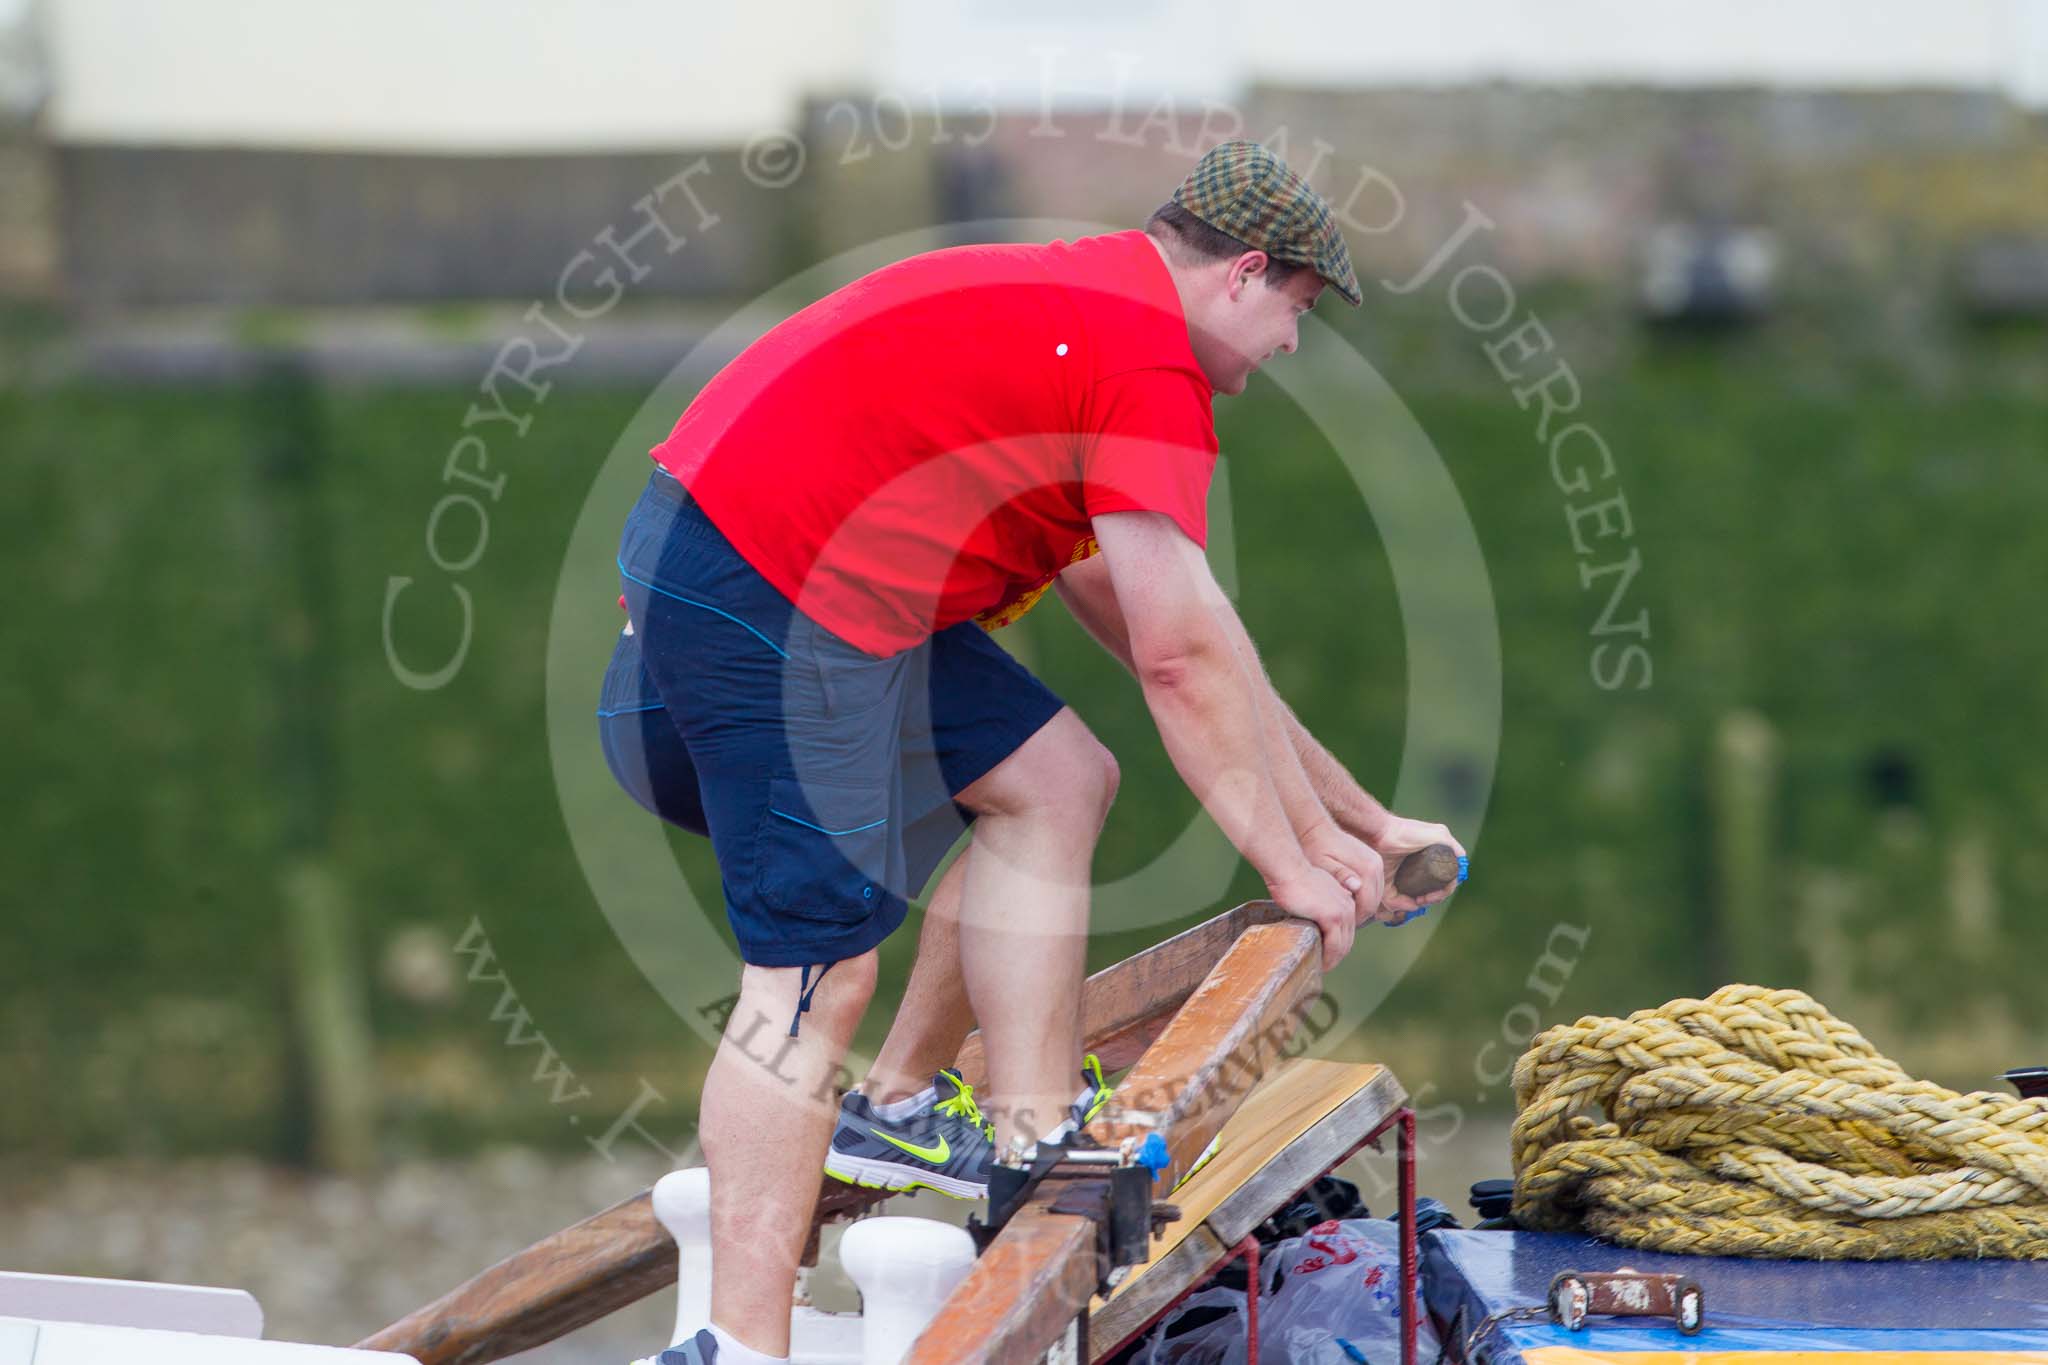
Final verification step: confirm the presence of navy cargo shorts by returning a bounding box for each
[597,466,1067,985]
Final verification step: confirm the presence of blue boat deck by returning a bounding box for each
[1424,1229,2048,1364]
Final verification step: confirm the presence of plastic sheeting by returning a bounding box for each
[1258,1218,1439,1364]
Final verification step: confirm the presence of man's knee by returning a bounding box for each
[1091,743,1121,820]
[1044,732,1118,825]
[965,710,1118,825]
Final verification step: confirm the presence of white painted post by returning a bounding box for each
[649,1167,714,1347]
[837,1219,975,1365]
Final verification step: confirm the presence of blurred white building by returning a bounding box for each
[32,0,2048,150]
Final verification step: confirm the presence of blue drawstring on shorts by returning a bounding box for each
[789,961,833,1038]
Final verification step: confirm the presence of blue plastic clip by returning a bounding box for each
[1136,1132,1171,1181]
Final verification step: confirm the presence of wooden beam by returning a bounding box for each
[1090,922,1324,1190]
[935,1213,1101,1360]
[904,920,1323,1365]
[360,901,1288,1365]
[951,901,1287,1085]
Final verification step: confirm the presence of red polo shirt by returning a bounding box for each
[650,230,1218,656]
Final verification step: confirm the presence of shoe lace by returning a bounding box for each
[1080,1052,1112,1121]
[936,1072,995,1141]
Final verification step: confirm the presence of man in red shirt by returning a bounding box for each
[599,141,1464,1365]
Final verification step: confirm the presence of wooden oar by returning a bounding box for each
[355,1180,879,1365]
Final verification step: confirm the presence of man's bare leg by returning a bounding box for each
[700,949,877,1355]
[954,709,1118,1151]
[862,844,975,1105]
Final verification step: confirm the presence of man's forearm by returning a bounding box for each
[1210,601,1352,841]
[1135,631,1312,888]
[1276,701,1389,842]
[1060,560,1391,842]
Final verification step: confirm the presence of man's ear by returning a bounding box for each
[1229,251,1269,298]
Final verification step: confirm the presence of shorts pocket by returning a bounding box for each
[755,774,893,926]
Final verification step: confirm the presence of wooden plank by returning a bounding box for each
[1205,1064,1404,1245]
[361,903,1287,1365]
[1086,1059,1408,1359]
[952,901,1288,1085]
[1101,1060,1388,1293]
[906,921,1323,1365]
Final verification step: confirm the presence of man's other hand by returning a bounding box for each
[1299,819,1387,927]
[1265,862,1357,970]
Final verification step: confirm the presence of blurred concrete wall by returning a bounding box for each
[54,145,794,311]
[1239,86,2048,280]
[803,86,2048,305]
[40,86,2048,311]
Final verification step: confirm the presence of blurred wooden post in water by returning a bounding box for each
[252,356,378,1175]
[1709,709,1782,985]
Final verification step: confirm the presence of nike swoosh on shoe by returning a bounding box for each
[871,1129,949,1163]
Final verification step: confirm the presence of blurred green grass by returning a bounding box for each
[4,316,2046,1163]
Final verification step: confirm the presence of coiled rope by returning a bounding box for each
[1510,984,2048,1259]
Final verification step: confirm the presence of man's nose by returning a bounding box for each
[1280,328,1299,355]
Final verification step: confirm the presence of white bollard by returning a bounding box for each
[650,1167,714,1347]
[838,1218,976,1365]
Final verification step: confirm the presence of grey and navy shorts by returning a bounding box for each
[598,467,1067,981]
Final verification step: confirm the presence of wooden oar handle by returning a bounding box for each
[1391,843,1462,898]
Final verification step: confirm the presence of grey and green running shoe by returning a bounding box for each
[1070,1051,1113,1128]
[824,1069,996,1200]
[632,1327,716,1364]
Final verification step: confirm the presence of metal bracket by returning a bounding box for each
[1549,1271,1705,1335]
[968,1140,1181,1293]
[1045,1169,1182,1293]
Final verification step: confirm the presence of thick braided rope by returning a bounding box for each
[1510,985,2048,1259]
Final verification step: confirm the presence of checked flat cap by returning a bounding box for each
[1171,140,1362,306]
